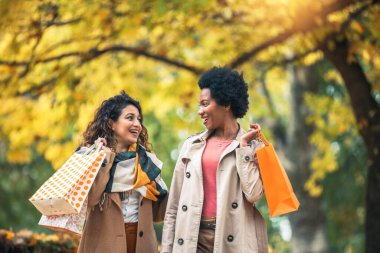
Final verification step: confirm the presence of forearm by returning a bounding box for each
[236,146,264,203]
[88,151,115,207]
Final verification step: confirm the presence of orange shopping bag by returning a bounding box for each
[256,134,300,217]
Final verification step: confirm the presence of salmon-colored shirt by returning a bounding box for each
[201,138,232,218]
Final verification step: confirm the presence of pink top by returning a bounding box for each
[201,138,232,218]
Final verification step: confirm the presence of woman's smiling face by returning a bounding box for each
[111,105,142,146]
[198,88,228,130]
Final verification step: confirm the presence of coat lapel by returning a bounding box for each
[218,126,246,164]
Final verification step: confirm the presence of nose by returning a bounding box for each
[133,119,141,128]
[198,106,204,116]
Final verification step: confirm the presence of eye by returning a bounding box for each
[126,115,133,120]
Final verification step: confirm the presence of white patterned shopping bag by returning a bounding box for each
[38,198,88,235]
[29,144,106,215]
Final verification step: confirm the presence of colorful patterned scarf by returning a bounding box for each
[105,143,167,202]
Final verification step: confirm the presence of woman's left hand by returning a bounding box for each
[240,123,261,147]
[95,137,111,153]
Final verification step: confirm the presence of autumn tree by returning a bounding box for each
[1,0,379,251]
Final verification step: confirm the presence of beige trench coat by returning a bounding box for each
[161,128,268,253]
[78,150,168,253]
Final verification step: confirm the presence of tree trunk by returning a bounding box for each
[321,38,380,253]
[286,64,329,253]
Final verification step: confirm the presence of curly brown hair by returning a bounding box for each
[82,91,152,151]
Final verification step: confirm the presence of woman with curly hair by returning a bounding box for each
[161,67,268,253]
[78,91,168,253]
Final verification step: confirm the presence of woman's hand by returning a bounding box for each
[95,137,111,152]
[240,123,261,147]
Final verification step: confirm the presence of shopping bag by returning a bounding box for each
[38,198,88,235]
[29,144,106,215]
[256,134,300,217]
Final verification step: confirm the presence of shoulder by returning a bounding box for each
[178,130,204,149]
[186,130,206,142]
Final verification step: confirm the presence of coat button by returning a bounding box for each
[186,172,191,178]
[182,205,188,211]
[139,231,143,237]
[178,238,184,245]
[227,235,234,242]
[232,202,238,209]
[244,155,250,161]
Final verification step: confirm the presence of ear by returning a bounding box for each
[225,105,231,111]
[107,119,116,131]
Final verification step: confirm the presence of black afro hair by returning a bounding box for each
[198,66,249,118]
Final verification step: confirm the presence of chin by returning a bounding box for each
[129,138,139,144]
[204,124,215,130]
[122,137,138,146]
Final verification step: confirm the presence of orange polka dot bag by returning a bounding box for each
[29,143,106,216]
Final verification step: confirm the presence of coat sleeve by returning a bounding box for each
[87,149,115,207]
[160,141,189,253]
[235,140,264,204]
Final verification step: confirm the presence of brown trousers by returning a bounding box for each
[197,218,216,253]
[125,222,138,253]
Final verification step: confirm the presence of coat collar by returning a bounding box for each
[182,124,246,162]
[189,124,246,143]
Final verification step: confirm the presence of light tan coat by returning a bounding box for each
[161,128,268,253]
[78,150,168,253]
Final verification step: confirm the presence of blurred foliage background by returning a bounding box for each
[0,0,379,252]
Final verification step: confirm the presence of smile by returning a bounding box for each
[129,129,140,136]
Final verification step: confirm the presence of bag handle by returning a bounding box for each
[95,141,104,153]
[258,132,270,146]
[83,142,103,155]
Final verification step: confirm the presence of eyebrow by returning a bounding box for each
[125,112,140,117]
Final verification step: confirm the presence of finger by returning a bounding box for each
[249,123,260,129]
[251,126,261,132]
[101,145,111,152]
[96,137,107,146]
[245,129,260,139]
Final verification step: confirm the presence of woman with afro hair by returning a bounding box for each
[161,67,268,253]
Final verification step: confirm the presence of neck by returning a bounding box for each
[212,119,239,140]
[114,140,130,153]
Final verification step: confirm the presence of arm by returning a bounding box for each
[87,149,115,207]
[160,142,188,253]
[236,141,264,204]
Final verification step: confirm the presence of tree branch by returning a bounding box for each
[0,60,28,67]
[0,45,203,75]
[228,0,358,69]
[15,65,72,97]
[239,0,378,73]
[45,18,81,27]
[80,46,203,74]
[0,0,373,80]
